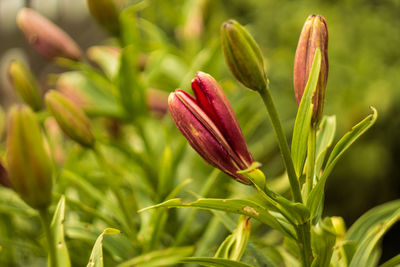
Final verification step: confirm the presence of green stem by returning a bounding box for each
[39,208,57,267]
[92,144,137,242]
[297,222,313,267]
[258,83,303,203]
[305,126,317,198]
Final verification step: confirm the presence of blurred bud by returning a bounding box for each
[44,117,65,166]
[6,105,53,209]
[17,8,82,61]
[169,72,254,184]
[8,60,42,111]
[221,20,266,91]
[56,75,91,109]
[182,0,207,41]
[87,0,120,36]
[45,90,95,148]
[0,159,11,188]
[294,14,328,123]
[331,216,346,240]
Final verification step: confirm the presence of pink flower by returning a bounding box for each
[168,72,253,184]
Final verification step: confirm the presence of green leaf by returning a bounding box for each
[138,198,291,237]
[181,257,253,267]
[118,45,145,118]
[311,217,336,267]
[87,228,121,267]
[50,196,71,267]
[347,200,400,242]
[118,246,194,267]
[306,107,378,219]
[291,49,322,177]
[315,116,336,176]
[239,166,309,227]
[379,253,400,267]
[346,200,400,267]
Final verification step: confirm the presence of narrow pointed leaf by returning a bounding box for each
[307,107,377,219]
[291,49,322,177]
[138,198,290,237]
[181,257,253,267]
[50,196,71,267]
[118,247,194,267]
[315,115,336,176]
[87,228,121,267]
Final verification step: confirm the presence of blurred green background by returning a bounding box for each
[1,0,399,262]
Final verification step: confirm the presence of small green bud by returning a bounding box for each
[45,90,95,147]
[6,105,53,209]
[8,60,42,111]
[87,0,120,36]
[221,20,266,91]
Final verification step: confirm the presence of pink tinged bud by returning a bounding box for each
[168,72,254,184]
[17,8,82,61]
[6,105,53,209]
[45,90,95,148]
[294,15,329,122]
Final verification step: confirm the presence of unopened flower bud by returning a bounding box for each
[45,90,95,147]
[17,8,82,61]
[6,105,53,209]
[294,15,328,123]
[221,20,266,91]
[87,0,120,36]
[8,60,42,111]
[169,72,254,184]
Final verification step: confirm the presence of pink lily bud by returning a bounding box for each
[168,72,254,184]
[294,14,328,123]
[17,8,82,61]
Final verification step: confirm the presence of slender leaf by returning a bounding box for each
[379,253,400,267]
[346,200,400,267]
[315,116,336,176]
[306,107,378,218]
[291,49,322,177]
[139,198,290,237]
[87,228,121,267]
[50,196,71,267]
[118,247,194,267]
[181,257,253,267]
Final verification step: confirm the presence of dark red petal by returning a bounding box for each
[192,72,254,168]
[168,91,250,184]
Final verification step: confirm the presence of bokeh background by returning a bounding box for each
[1,0,399,263]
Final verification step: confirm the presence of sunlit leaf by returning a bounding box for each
[87,228,121,267]
[291,49,321,177]
[50,196,71,267]
[306,107,377,219]
[118,247,194,267]
[181,257,253,267]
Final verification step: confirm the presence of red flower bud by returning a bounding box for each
[294,15,328,123]
[17,8,82,61]
[168,72,253,184]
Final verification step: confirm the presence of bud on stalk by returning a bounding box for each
[294,15,328,123]
[45,90,95,148]
[169,72,254,184]
[6,105,53,209]
[8,60,42,111]
[87,0,120,36]
[221,20,266,92]
[17,8,82,61]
